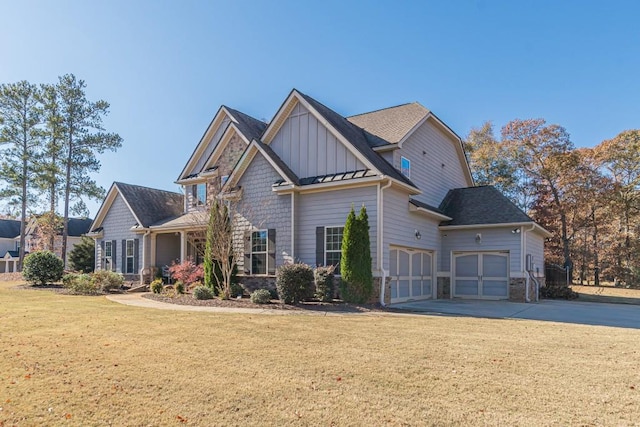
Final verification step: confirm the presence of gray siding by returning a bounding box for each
[395,120,470,206]
[235,154,292,272]
[270,102,366,178]
[296,186,378,267]
[440,228,522,273]
[156,233,180,267]
[382,187,441,271]
[525,230,545,277]
[97,194,141,273]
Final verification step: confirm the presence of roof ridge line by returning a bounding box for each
[347,102,417,118]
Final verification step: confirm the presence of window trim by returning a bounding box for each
[250,229,268,275]
[324,225,344,275]
[104,241,113,271]
[125,239,135,274]
[221,175,229,186]
[400,156,411,178]
[191,183,207,206]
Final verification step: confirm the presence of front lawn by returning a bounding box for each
[1,281,639,425]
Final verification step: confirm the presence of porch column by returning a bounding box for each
[150,234,157,266]
[180,231,187,262]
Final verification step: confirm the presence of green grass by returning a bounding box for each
[1,281,639,426]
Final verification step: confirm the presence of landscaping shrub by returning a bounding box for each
[250,288,272,304]
[68,236,95,273]
[150,279,164,294]
[193,285,214,300]
[540,284,579,300]
[174,281,185,295]
[314,265,335,302]
[63,273,99,295]
[91,270,124,292]
[276,263,314,304]
[340,206,373,303]
[22,251,64,285]
[169,259,203,286]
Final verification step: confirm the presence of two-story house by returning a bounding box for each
[0,219,21,273]
[89,89,549,303]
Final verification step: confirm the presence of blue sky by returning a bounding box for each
[2,0,639,217]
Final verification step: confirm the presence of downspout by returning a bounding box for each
[523,224,537,302]
[290,192,295,261]
[378,178,393,306]
[140,229,150,285]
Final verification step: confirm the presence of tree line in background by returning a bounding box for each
[465,119,640,287]
[0,75,122,268]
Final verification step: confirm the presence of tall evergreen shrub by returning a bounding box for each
[340,205,374,303]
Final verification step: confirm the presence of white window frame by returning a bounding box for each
[325,226,344,275]
[104,241,113,271]
[192,183,206,206]
[125,239,135,274]
[250,230,268,275]
[401,156,411,178]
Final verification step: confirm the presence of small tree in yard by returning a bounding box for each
[68,236,95,273]
[169,258,203,286]
[22,251,64,285]
[340,205,373,303]
[204,197,237,299]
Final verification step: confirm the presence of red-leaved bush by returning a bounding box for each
[169,259,204,285]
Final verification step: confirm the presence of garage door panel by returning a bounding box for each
[422,279,432,296]
[390,250,398,276]
[483,254,508,277]
[398,280,410,298]
[456,279,479,295]
[483,280,508,297]
[455,254,478,276]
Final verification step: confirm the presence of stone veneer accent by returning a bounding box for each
[437,277,451,299]
[372,276,392,305]
[509,278,527,302]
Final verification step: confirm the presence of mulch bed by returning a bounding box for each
[142,293,385,313]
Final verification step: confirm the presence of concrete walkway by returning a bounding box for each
[106,293,640,329]
[393,298,640,329]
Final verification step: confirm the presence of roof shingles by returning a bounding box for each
[347,102,429,144]
[114,182,184,228]
[438,186,533,226]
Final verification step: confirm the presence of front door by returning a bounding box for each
[389,247,434,303]
[453,252,509,299]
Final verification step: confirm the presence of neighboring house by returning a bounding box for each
[90,89,549,303]
[0,219,21,273]
[21,217,94,261]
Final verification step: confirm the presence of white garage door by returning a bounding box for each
[389,247,434,303]
[453,252,509,299]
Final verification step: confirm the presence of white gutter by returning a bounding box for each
[140,229,151,285]
[378,178,393,306]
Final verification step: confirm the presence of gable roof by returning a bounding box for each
[177,106,266,182]
[224,107,267,142]
[438,186,532,226]
[297,91,417,189]
[347,102,430,144]
[0,219,20,239]
[115,182,184,228]
[91,182,184,232]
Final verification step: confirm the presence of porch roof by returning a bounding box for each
[148,211,208,231]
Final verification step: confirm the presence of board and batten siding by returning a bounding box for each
[382,187,440,271]
[234,154,292,271]
[525,231,545,276]
[296,186,377,268]
[395,120,470,207]
[440,228,522,273]
[270,102,367,179]
[96,194,141,273]
[187,116,231,177]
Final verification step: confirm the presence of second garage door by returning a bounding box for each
[453,252,509,299]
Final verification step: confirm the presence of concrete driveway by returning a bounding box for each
[392,299,640,329]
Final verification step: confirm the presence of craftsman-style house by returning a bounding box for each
[89,89,548,304]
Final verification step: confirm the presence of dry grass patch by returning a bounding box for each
[1,281,639,426]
